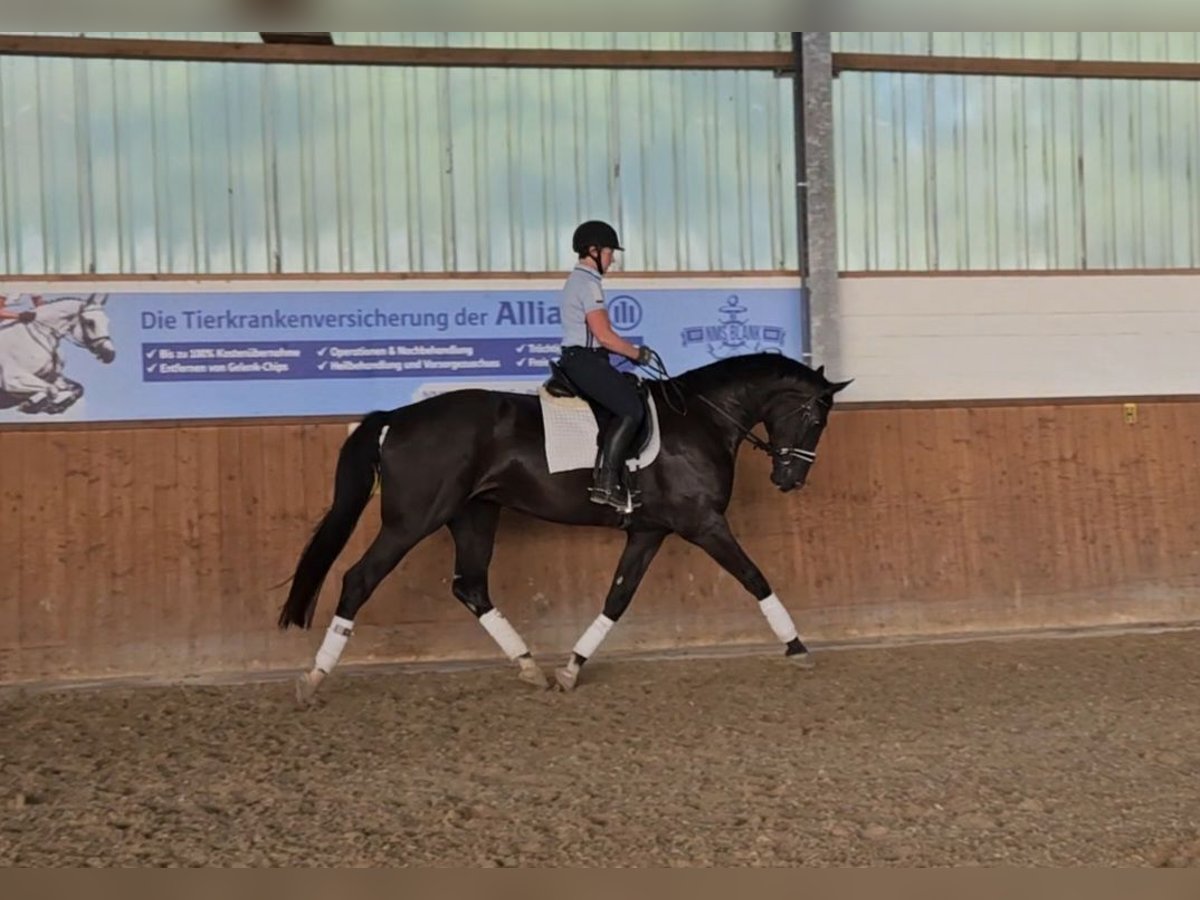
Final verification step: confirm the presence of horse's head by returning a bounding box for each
[761,364,852,492]
[37,294,116,364]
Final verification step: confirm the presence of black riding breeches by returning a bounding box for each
[557,346,644,423]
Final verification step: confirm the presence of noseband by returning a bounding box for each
[772,445,818,465]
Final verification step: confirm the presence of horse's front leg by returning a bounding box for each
[46,375,83,413]
[681,514,813,667]
[556,528,667,692]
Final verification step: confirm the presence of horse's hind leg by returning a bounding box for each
[295,523,417,706]
[448,501,548,690]
[682,514,813,668]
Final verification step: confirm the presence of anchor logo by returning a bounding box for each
[680,295,786,360]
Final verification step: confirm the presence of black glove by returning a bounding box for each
[636,345,654,366]
[18,311,35,324]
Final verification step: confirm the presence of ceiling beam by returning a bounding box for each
[834,52,1200,81]
[259,32,333,46]
[4,35,1200,81]
[0,34,793,71]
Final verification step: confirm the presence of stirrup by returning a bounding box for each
[615,486,642,514]
[590,483,640,514]
[588,482,618,505]
[626,484,643,510]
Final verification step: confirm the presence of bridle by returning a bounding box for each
[638,350,825,466]
[698,391,824,466]
[24,302,102,353]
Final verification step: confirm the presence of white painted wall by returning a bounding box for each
[836,274,1200,402]
[9,272,1194,405]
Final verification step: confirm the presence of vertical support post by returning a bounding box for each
[794,32,841,378]
[791,32,811,365]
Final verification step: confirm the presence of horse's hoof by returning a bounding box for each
[788,651,816,670]
[518,663,550,690]
[294,672,319,708]
[554,667,578,692]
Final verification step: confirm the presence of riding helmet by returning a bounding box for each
[572,220,624,254]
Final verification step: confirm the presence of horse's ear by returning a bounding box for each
[827,378,853,395]
[815,364,825,378]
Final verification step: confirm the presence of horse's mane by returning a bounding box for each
[24,296,88,317]
[657,352,827,395]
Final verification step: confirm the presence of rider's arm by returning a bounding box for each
[585,308,641,361]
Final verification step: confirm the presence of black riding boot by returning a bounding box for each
[589,415,641,510]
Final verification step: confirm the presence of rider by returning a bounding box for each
[0,294,36,324]
[555,220,654,510]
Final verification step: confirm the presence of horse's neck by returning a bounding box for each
[686,375,764,446]
[715,373,771,420]
[35,309,75,337]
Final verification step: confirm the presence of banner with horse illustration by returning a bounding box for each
[0,279,807,424]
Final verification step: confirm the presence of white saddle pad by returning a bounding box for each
[539,388,662,475]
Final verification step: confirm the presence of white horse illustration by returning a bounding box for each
[0,294,116,415]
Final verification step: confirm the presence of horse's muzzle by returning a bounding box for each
[770,464,809,492]
[93,340,116,364]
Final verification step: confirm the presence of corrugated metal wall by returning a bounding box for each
[833,32,1200,271]
[0,32,796,275]
[6,32,1200,276]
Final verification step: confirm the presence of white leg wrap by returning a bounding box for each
[314,615,355,673]
[759,594,798,643]
[572,614,615,660]
[478,609,530,660]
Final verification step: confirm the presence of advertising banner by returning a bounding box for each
[0,279,806,424]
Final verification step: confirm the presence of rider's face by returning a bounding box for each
[584,246,618,273]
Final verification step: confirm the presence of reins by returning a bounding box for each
[635,350,818,465]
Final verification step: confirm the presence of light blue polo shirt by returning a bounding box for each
[559,264,605,349]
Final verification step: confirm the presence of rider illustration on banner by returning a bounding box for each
[0,294,37,324]
[551,220,656,512]
[0,293,116,416]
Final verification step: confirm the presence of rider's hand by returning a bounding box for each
[17,311,34,324]
[636,345,654,366]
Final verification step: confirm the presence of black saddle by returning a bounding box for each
[543,360,655,457]
[543,360,579,399]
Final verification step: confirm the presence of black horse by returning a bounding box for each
[278,351,851,704]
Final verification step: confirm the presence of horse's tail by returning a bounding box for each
[277,410,391,630]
